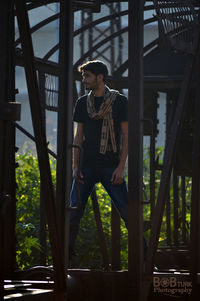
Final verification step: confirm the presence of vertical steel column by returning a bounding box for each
[0,1,17,291]
[110,3,115,73]
[38,71,47,265]
[56,0,74,269]
[146,51,199,275]
[110,3,121,269]
[150,127,156,219]
[181,176,187,244]
[166,189,172,246]
[111,203,121,270]
[173,172,179,246]
[4,0,16,276]
[117,3,123,69]
[128,0,144,299]
[190,51,200,285]
[0,210,3,299]
[15,1,67,298]
[88,12,93,61]
[80,11,86,95]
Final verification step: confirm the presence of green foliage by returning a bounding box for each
[75,183,128,269]
[16,152,55,270]
[16,153,41,269]
[16,148,192,270]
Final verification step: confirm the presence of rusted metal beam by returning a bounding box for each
[166,189,172,246]
[15,1,67,298]
[128,0,144,300]
[181,176,187,244]
[173,172,179,246]
[111,204,121,271]
[0,1,18,293]
[16,53,60,75]
[190,51,200,285]
[56,0,74,271]
[38,70,47,266]
[40,189,47,266]
[16,53,185,91]
[0,200,4,300]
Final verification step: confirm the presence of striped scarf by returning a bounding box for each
[87,85,119,154]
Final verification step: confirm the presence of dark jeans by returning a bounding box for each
[69,166,147,258]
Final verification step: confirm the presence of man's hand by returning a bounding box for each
[73,167,84,184]
[111,166,124,185]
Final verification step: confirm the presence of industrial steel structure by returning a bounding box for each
[0,0,200,300]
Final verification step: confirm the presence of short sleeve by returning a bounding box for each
[73,97,85,123]
[117,95,128,122]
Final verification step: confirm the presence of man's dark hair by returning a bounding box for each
[78,60,109,82]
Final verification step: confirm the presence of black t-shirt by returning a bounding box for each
[73,93,128,168]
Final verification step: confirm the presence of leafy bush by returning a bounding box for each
[16,152,129,270]
[16,147,191,270]
[16,153,41,269]
[75,183,129,269]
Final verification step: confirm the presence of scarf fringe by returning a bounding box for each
[87,86,118,154]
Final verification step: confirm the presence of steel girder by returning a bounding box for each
[146,0,200,281]
[15,0,68,298]
[128,0,144,300]
[0,1,21,298]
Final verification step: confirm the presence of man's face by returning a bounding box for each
[82,70,99,90]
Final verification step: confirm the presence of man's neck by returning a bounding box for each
[92,84,105,97]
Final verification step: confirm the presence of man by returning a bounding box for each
[69,60,128,261]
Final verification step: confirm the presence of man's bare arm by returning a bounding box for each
[111,121,128,185]
[73,122,84,181]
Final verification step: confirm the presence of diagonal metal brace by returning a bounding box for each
[15,0,67,298]
[146,33,200,274]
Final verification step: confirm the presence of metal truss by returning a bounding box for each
[146,0,200,285]
[79,2,123,73]
[1,0,200,300]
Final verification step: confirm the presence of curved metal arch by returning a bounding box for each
[15,10,129,48]
[15,13,60,47]
[112,23,193,78]
[112,60,128,78]
[75,5,159,77]
[74,27,128,68]
[18,1,197,66]
[43,44,59,61]
[42,26,129,64]
[34,1,194,80]
[144,16,157,25]
[74,9,128,36]
[84,37,160,79]
[111,39,159,78]
[42,10,128,62]
[26,0,59,11]
[15,1,161,75]
[15,8,129,62]
[144,38,159,54]
[14,1,59,16]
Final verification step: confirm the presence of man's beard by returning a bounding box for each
[85,79,98,91]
